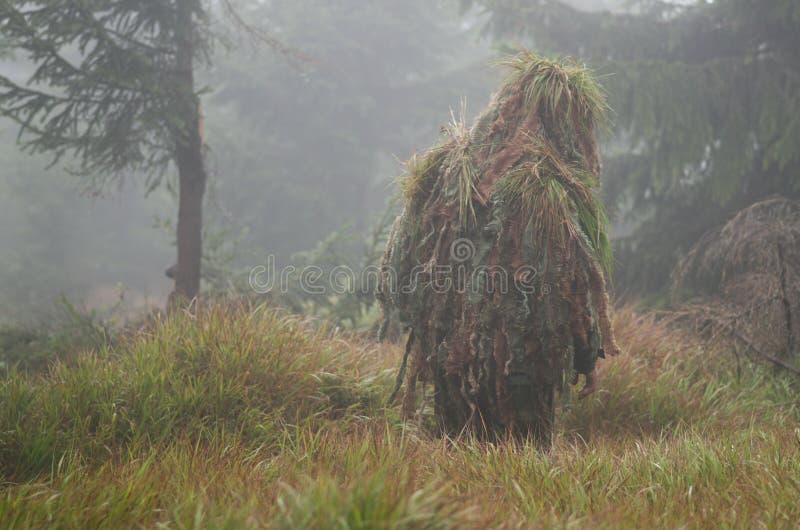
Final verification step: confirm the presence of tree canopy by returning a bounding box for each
[0,1,211,187]
[465,0,800,292]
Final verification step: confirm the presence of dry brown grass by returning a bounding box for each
[1,303,798,529]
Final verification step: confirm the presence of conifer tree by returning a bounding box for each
[0,1,213,303]
[465,0,800,291]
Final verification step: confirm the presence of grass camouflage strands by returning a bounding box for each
[378,52,621,447]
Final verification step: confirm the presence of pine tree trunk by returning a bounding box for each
[171,0,206,305]
[174,144,206,303]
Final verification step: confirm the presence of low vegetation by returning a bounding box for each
[0,303,797,529]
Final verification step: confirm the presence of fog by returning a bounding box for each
[0,1,501,320]
[1,0,795,321]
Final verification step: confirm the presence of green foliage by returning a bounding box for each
[466,0,800,292]
[273,472,458,530]
[0,304,798,528]
[0,297,111,372]
[0,1,212,188]
[0,303,392,481]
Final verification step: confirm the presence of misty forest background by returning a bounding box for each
[1,1,799,528]
[3,0,796,325]
[0,0,497,321]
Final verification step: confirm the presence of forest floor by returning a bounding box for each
[0,303,798,529]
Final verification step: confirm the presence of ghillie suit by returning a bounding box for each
[377,52,621,446]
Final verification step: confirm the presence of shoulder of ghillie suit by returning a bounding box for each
[378,51,621,441]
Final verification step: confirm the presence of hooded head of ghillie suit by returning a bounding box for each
[377,52,621,447]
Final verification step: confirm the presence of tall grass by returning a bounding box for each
[0,304,394,480]
[0,303,797,529]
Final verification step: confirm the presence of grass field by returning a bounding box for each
[1,304,798,529]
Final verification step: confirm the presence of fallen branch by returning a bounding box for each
[715,318,800,378]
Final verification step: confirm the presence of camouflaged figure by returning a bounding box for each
[379,53,621,447]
